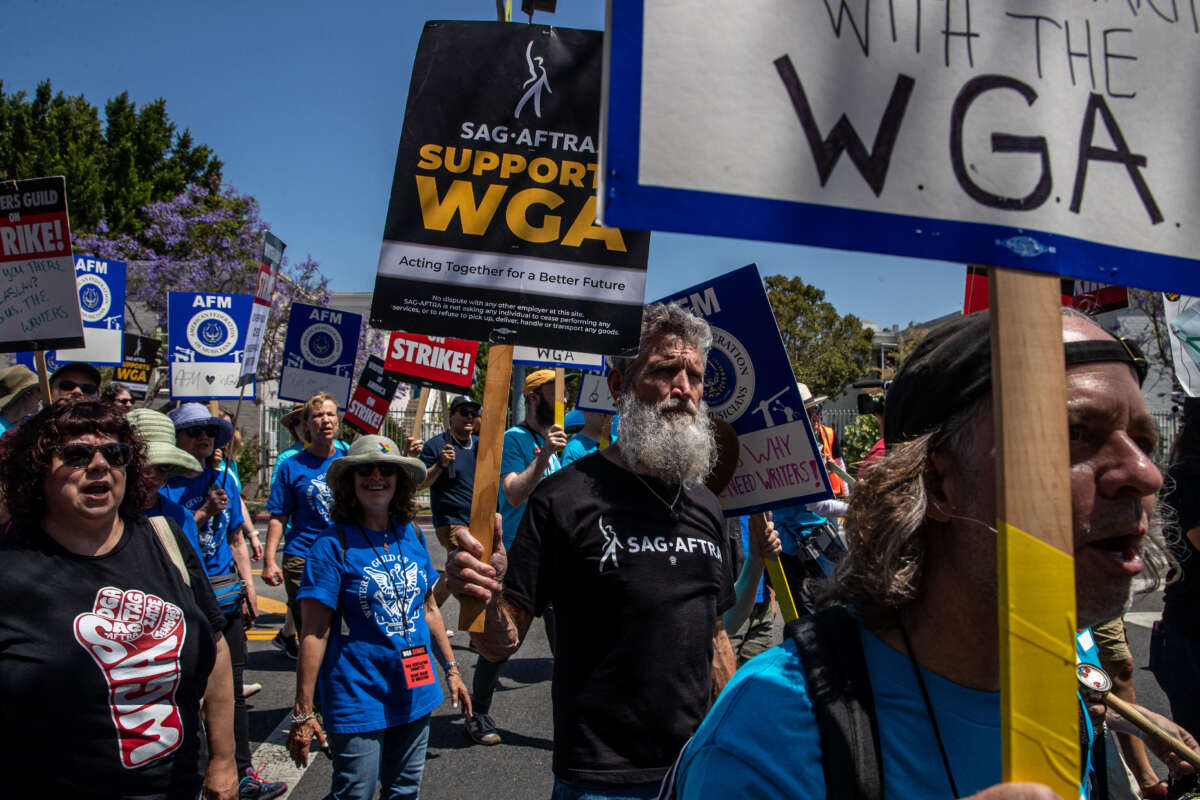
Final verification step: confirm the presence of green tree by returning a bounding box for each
[0,79,221,235]
[842,413,881,474]
[764,274,874,398]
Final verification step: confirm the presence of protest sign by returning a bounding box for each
[603,2,1200,296]
[369,21,650,353]
[53,255,125,365]
[168,292,255,401]
[384,331,478,394]
[1165,293,1200,397]
[575,360,616,414]
[278,302,362,408]
[657,264,832,515]
[964,266,1129,315]
[114,334,161,400]
[513,345,603,371]
[0,176,85,352]
[344,355,402,435]
[239,232,285,387]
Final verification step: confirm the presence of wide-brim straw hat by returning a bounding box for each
[797,382,828,409]
[128,409,203,475]
[327,434,426,488]
[0,365,38,411]
[167,402,234,448]
[280,402,307,431]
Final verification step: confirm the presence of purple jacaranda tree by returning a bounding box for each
[74,183,385,390]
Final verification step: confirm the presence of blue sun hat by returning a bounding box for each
[167,402,234,448]
[326,434,426,487]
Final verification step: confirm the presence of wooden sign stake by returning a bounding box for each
[553,366,565,432]
[459,344,514,633]
[988,265,1078,796]
[34,351,52,406]
[410,386,430,445]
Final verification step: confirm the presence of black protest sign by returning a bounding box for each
[115,334,161,399]
[370,21,649,354]
[344,355,402,435]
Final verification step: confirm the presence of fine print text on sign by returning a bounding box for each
[371,21,650,353]
[657,264,832,516]
[0,176,85,352]
[115,334,161,400]
[168,292,255,401]
[604,1,1200,295]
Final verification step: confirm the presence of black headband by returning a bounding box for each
[1064,337,1148,386]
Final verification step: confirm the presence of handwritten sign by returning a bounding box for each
[0,176,84,352]
[278,302,362,408]
[604,1,1200,295]
[344,355,402,435]
[168,292,255,401]
[369,21,650,352]
[114,334,161,400]
[513,346,604,370]
[657,264,832,515]
[239,232,285,387]
[53,255,126,365]
[384,331,478,394]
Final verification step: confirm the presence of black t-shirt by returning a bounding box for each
[1163,459,1200,632]
[505,452,737,785]
[0,514,223,799]
[420,431,478,527]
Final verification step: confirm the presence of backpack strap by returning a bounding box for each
[786,606,883,800]
[148,515,191,588]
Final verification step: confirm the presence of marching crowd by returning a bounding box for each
[0,300,1198,800]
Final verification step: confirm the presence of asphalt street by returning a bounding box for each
[240,518,1177,799]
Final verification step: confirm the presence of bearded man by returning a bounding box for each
[449,303,779,800]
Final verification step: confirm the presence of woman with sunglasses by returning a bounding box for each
[0,401,238,799]
[287,434,469,800]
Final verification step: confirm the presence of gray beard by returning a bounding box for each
[614,392,715,488]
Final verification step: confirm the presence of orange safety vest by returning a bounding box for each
[817,423,845,496]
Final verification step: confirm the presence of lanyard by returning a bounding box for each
[358,522,412,646]
[898,616,959,798]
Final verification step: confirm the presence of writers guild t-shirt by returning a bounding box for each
[267,449,341,558]
[504,452,737,785]
[0,516,223,798]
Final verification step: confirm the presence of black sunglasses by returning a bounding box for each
[180,425,220,439]
[354,463,399,478]
[455,408,481,418]
[56,380,98,396]
[59,442,132,469]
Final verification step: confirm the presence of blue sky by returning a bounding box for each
[5,0,964,328]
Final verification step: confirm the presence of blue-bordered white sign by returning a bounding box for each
[513,346,604,371]
[168,292,254,401]
[603,1,1200,295]
[278,302,361,408]
[575,357,616,413]
[656,264,832,515]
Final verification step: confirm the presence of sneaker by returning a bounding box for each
[466,712,501,745]
[271,631,297,660]
[242,682,262,698]
[239,767,286,800]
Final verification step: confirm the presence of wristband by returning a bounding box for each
[291,711,317,725]
[443,660,458,673]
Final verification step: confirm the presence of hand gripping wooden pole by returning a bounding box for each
[989,266,1079,796]
[459,345,514,633]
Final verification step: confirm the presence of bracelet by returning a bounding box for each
[443,661,458,674]
[290,711,317,725]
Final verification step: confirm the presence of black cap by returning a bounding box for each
[49,361,102,388]
[885,310,1149,448]
[449,395,480,414]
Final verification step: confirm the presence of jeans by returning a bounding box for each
[550,778,661,800]
[326,717,431,800]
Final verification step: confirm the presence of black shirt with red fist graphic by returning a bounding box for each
[504,452,737,786]
[0,515,224,799]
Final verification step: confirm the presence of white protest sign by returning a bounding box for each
[603,1,1200,295]
[513,346,604,370]
[1165,292,1200,397]
[576,363,616,414]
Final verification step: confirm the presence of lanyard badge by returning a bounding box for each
[401,645,436,688]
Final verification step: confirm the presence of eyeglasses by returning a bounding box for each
[180,425,220,439]
[59,442,132,469]
[114,397,134,406]
[353,463,399,478]
[55,380,98,396]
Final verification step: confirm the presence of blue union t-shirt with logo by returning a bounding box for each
[267,449,340,558]
[162,464,244,577]
[298,521,444,733]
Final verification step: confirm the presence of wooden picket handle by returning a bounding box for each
[34,351,51,406]
[990,265,1078,796]
[553,367,565,437]
[458,345,514,633]
[410,387,430,445]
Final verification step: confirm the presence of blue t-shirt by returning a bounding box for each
[0,417,13,435]
[298,521,444,734]
[738,517,765,604]
[498,424,561,549]
[272,439,349,485]
[151,493,205,565]
[678,622,1098,799]
[266,449,340,558]
[162,464,244,577]
[771,503,826,558]
[560,433,599,466]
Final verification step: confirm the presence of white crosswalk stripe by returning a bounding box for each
[249,711,315,799]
